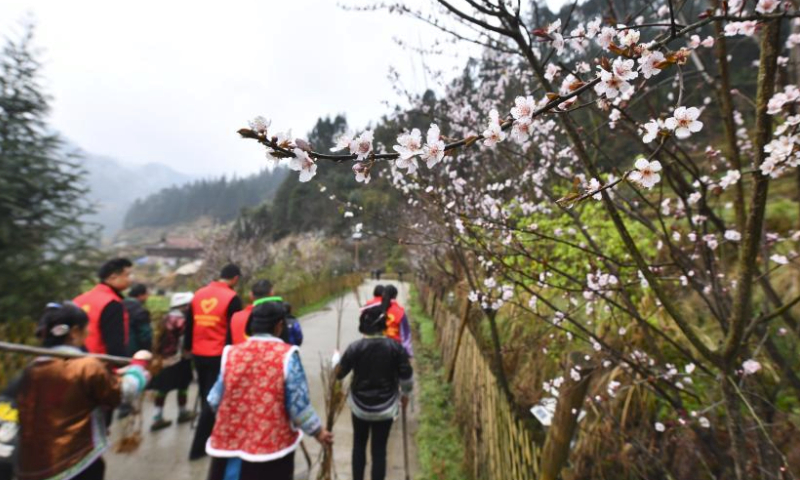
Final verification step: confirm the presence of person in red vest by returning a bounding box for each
[205,301,332,480]
[230,279,278,345]
[364,284,384,307]
[184,263,243,461]
[381,285,413,357]
[73,258,133,358]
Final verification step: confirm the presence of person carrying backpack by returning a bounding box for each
[148,292,196,431]
[337,293,414,480]
[281,303,303,347]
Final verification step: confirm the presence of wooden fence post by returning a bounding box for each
[539,353,595,480]
[447,299,471,383]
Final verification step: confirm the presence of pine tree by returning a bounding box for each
[0,25,97,322]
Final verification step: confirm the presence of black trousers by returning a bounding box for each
[74,458,105,480]
[207,452,294,480]
[351,414,393,480]
[189,355,221,460]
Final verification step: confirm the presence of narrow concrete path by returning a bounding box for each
[105,280,419,480]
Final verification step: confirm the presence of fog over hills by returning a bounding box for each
[78,152,195,237]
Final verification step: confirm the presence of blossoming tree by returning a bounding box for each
[239,1,800,478]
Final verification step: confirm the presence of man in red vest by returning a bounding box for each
[382,284,414,358]
[230,279,277,345]
[185,264,243,461]
[73,258,133,357]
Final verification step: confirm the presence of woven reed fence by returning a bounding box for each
[417,282,541,480]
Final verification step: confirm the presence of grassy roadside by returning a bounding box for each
[295,292,341,317]
[408,287,468,480]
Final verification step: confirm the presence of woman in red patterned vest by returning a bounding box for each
[205,301,333,480]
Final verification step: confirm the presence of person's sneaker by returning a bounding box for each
[150,418,173,431]
[177,411,197,424]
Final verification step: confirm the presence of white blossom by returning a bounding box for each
[511,95,536,119]
[665,107,703,139]
[483,109,506,147]
[248,116,270,134]
[770,254,789,265]
[655,422,666,432]
[719,169,742,190]
[629,158,662,189]
[331,131,354,152]
[724,230,742,242]
[421,123,446,168]
[350,130,374,161]
[642,119,662,143]
[289,148,317,182]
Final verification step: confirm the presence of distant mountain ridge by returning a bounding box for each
[121,166,288,231]
[79,153,196,237]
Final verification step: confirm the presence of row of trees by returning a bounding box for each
[240,0,800,478]
[122,167,288,229]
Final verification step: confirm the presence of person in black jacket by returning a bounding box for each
[336,294,413,480]
[124,283,153,356]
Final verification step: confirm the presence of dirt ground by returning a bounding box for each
[105,280,419,480]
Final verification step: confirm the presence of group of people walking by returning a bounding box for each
[1,258,414,480]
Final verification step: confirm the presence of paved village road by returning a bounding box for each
[105,280,419,480]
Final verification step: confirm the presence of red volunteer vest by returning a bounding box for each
[207,339,301,461]
[365,297,382,306]
[230,305,253,345]
[73,284,129,354]
[384,301,405,343]
[191,281,237,357]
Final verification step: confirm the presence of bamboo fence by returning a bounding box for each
[417,282,540,480]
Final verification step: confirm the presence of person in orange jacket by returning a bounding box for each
[184,264,243,461]
[73,258,133,357]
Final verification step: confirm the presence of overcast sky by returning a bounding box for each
[0,0,562,177]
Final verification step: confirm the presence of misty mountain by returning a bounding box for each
[79,153,195,237]
[122,167,289,230]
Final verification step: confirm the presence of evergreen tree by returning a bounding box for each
[0,26,97,322]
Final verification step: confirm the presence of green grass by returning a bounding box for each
[294,293,340,317]
[408,287,469,480]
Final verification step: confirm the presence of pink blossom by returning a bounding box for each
[742,359,762,375]
[511,117,533,142]
[639,50,666,79]
[665,107,703,139]
[596,26,616,50]
[545,63,562,82]
[352,162,370,184]
[724,230,742,242]
[755,0,780,14]
[770,254,789,265]
[612,58,638,81]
